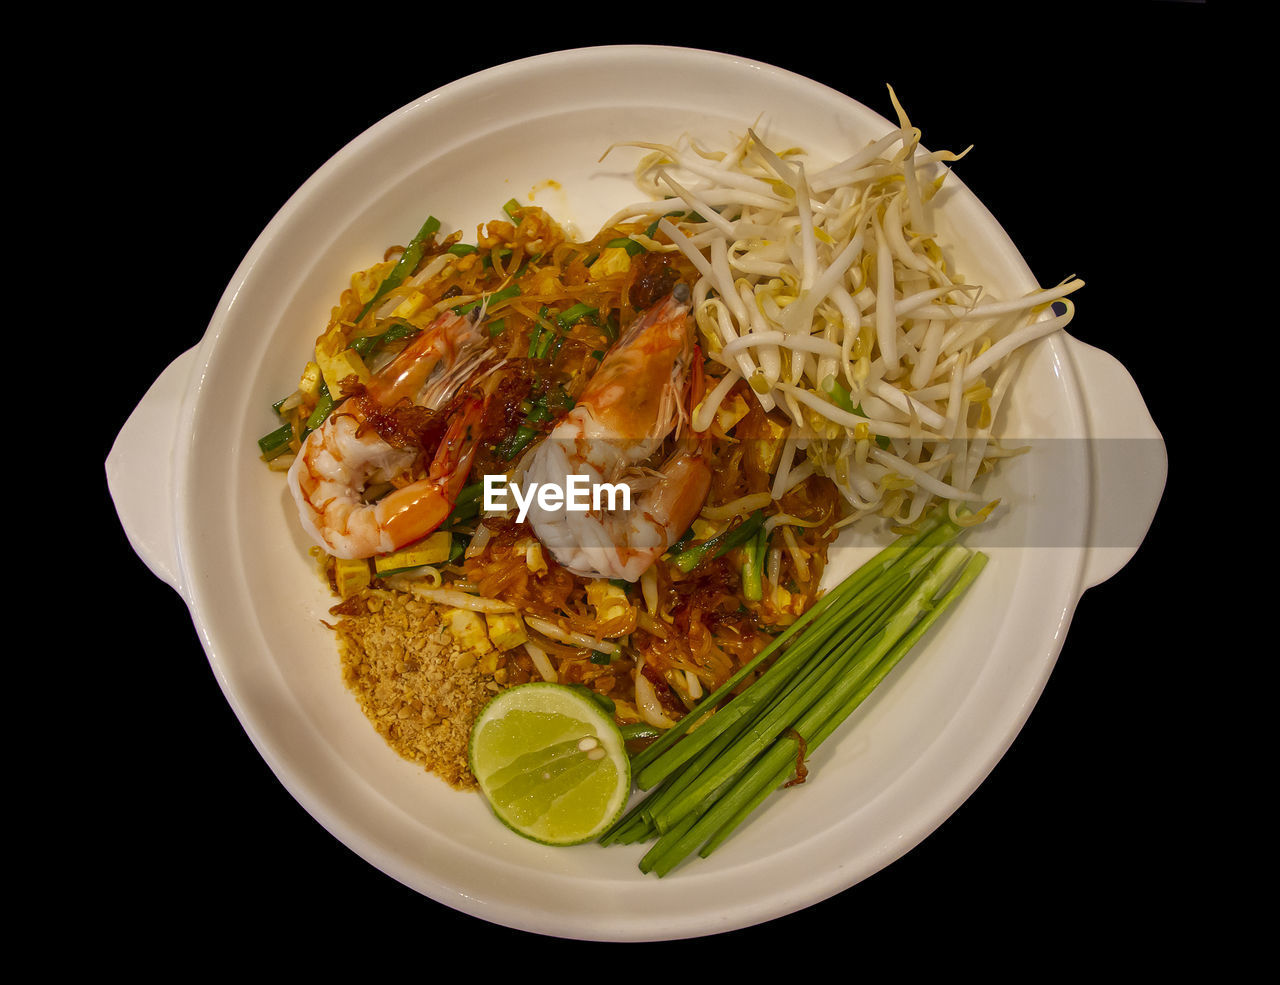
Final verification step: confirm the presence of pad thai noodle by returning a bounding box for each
[259,100,1080,742]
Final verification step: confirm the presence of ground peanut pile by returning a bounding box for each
[333,590,506,789]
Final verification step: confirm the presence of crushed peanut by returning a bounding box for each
[333,590,508,789]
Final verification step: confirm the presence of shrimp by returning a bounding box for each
[286,308,491,559]
[523,284,712,582]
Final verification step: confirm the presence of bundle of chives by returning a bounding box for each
[599,515,988,875]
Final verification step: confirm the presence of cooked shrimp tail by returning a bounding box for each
[287,308,489,559]
[368,394,484,550]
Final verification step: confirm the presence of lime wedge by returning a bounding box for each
[469,683,631,845]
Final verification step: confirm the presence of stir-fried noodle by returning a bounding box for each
[261,95,1080,744]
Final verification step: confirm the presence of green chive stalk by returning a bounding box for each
[602,516,988,876]
[693,551,990,864]
[741,528,767,602]
[643,546,983,876]
[647,547,948,834]
[631,515,956,789]
[355,215,440,324]
[670,510,766,574]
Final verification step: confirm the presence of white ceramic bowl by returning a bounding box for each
[106,46,1165,941]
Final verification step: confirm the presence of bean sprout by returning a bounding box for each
[610,89,1084,523]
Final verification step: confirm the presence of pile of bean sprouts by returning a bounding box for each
[600,89,1083,529]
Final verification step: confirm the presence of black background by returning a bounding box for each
[90,3,1209,963]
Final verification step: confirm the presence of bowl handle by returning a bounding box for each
[106,347,200,599]
[1064,337,1167,590]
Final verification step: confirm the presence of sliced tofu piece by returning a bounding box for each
[485,612,529,652]
[315,343,371,399]
[333,557,372,598]
[589,246,632,280]
[391,288,431,320]
[715,392,752,434]
[446,608,493,654]
[298,361,323,399]
[350,260,396,304]
[373,531,452,577]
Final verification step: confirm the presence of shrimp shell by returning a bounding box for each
[287,309,489,559]
[524,286,712,581]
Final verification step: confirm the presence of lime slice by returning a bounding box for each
[469,683,631,845]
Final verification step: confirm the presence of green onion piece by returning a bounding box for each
[445,498,481,528]
[348,335,378,359]
[666,526,695,554]
[304,393,334,434]
[712,512,767,558]
[381,321,419,344]
[487,317,507,338]
[645,211,687,238]
[670,511,766,574]
[494,386,572,461]
[820,375,856,414]
[497,424,539,461]
[301,378,334,436]
[605,236,646,257]
[448,534,466,564]
[741,528,767,602]
[557,303,598,328]
[442,481,484,527]
[620,723,661,743]
[455,481,484,506]
[528,312,557,359]
[355,215,440,323]
[258,423,293,460]
[448,243,477,256]
[503,198,522,220]
[590,651,613,665]
[590,349,605,361]
[350,320,420,359]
